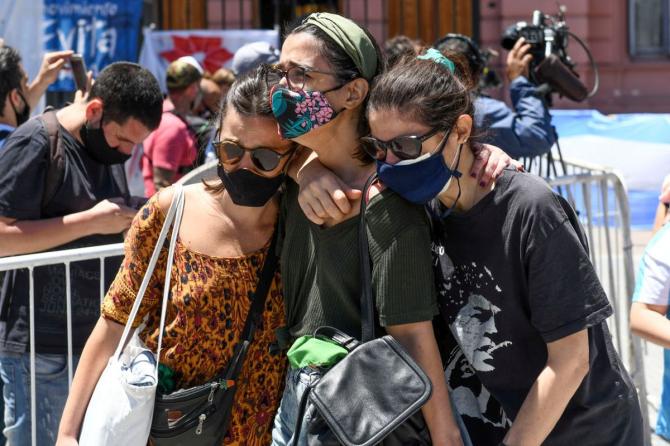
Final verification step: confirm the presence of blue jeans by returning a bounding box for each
[271,367,322,446]
[271,366,473,446]
[0,352,80,446]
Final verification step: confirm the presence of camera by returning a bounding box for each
[500,8,598,102]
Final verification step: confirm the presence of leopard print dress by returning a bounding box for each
[102,194,286,445]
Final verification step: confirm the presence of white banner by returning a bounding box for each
[0,0,45,112]
[139,28,279,92]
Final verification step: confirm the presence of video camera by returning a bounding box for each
[500,7,598,102]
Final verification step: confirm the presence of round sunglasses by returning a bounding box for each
[213,138,292,172]
[361,128,448,161]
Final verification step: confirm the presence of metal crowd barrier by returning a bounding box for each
[0,168,215,445]
[530,155,651,446]
[0,244,124,446]
[0,156,651,445]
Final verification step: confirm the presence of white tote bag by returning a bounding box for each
[79,186,185,446]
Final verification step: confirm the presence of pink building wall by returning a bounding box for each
[203,0,670,113]
[480,0,670,113]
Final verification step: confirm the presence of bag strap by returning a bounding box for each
[39,110,66,210]
[358,173,379,343]
[240,226,280,343]
[114,185,185,369]
[292,385,313,443]
[220,226,280,381]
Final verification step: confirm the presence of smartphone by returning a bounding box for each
[70,54,88,92]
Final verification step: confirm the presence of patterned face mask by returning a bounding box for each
[270,84,340,140]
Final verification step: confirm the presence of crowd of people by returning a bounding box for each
[0,10,660,446]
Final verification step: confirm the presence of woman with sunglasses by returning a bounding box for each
[56,66,292,446]
[266,12,521,446]
[354,50,644,446]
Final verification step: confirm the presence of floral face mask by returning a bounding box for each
[270,84,340,139]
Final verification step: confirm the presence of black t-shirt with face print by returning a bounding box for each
[0,116,126,354]
[432,169,644,446]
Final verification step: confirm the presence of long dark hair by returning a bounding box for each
[288,19,385,163]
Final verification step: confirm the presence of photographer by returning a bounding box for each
[436,34,555,160]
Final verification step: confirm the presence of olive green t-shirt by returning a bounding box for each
[280,179,438,339]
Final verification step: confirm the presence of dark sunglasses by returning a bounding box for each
[361,128,447,161]
[213,138,292,172]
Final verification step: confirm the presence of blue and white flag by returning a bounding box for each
[43,0,143,91]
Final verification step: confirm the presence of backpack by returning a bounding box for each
[39,109,66,210]
[37,109,130,212]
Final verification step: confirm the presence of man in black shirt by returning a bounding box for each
[0,62,162,445]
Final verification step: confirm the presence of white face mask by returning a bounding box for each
[395,152,431,166]
[393,129,451,166]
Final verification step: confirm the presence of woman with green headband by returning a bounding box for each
[268,12,517,446]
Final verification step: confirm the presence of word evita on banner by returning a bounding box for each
[43,0,143,91]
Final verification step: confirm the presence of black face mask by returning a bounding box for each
[10,90,30,126]
[80,118,132,165]
[217,165,284,207]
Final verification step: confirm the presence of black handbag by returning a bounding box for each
[149,228,279,445]
[294,174,433,446]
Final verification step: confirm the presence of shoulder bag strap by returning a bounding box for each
[39,110,65,210]
[240,226,280,343]
[222,226,280,381]
[114,185,185,363]
[358,173,379,343]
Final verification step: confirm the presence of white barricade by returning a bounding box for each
[0,155,651,445]
[0,244,124,446]
[533,155,651,446]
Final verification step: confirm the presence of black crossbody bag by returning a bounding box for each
[294,174,433,446]
[149,228,279,445]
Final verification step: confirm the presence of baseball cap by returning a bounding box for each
[166,56,203,90]
[232,42,280,76]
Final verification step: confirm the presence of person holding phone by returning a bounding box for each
[0,45,73,150]
[0,62,163,445]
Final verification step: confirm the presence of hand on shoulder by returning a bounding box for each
[297,157,362,225]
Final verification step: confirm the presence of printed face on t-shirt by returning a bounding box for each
[452,294,509,372]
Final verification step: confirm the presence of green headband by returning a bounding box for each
[303,12,378,81]
[417,48,456,73]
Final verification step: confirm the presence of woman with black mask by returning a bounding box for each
[56,65,293,446]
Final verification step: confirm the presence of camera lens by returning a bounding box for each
[500,25,519,50]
